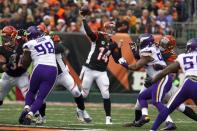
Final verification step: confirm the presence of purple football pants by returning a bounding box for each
[25,64,57,114]
[138,74,172,111]
[151,78,197,130]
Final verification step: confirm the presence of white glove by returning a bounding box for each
[118,57,127,64]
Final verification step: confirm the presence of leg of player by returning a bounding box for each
[150,79,191,131]
[123,86,147,127]
[0,73,14,106]
[59,71,92,123]
[136,86,152,127]
[80,67,94,122]
[138,75,176,129]
[178,104,197,121]
[165,85,197,121]
[96,72,112,125]
[151,75,176,130]
[21,65,57,125]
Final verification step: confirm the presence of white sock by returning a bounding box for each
[142,108,148,116]
[165,115,173,123]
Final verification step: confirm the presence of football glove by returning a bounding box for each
[118,57,129,69]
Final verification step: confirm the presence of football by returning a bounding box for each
[80,6,91,16]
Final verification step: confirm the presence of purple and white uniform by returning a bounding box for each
[151,38,197,130]
[23,35,57,114]
[138,45,173,112]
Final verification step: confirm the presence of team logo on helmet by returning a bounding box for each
[27,26,42,40]
[186,38,197,53]
[137,33,154,49]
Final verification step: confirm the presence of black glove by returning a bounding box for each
[144,77,153,88]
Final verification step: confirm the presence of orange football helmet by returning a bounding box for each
[159,35,176,51]
[37,23,49,35]
[103,21,116,35]
[51,35,61,44]
[1,26,17,51]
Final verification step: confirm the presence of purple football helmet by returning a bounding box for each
[137,33,154,49]
[186,38,197,53]
[27,26,42,40]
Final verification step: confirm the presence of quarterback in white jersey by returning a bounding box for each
[19,26,57,125]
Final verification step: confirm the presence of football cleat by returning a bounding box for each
[33,114,46,125]
[161,121,177,130]
[134,115,150,127]
[123,120,138,127]
[76,108,92,123]
[106,116,113,125]
[18,109,29,124]
[76,108,85,122]
[23,114,32,125]
[83,110,92,123]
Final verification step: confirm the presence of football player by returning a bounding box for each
[52,35,92,123]
[123,35,197,130]
[0,26,29,106]
[150,38,197,131]
[19,26,57,125]
[36,24,92,123]
[80,8,122,124]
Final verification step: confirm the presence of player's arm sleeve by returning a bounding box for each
[55,43,65,54]
[21,44,32,69]
[152,61,180,83]
[110,42,122,63]
[82,19,98,41]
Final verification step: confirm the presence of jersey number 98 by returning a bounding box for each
[35,42,54,56]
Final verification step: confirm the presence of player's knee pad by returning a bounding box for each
[0,100,3,106]
[101,90,109,99]
[71,86,81,97]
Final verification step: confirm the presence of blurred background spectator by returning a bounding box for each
[0,0,196,36]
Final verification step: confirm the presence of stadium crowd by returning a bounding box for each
[0,0,192,35]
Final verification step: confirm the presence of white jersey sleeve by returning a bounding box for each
[23,36,57,67]
[176,53,197,77]
[140,45,166,78]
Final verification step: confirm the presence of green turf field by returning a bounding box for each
[0,102,196,131]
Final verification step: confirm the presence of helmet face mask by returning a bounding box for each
[103,22,116,35]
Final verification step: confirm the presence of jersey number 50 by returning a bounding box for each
[35,42,54,56]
